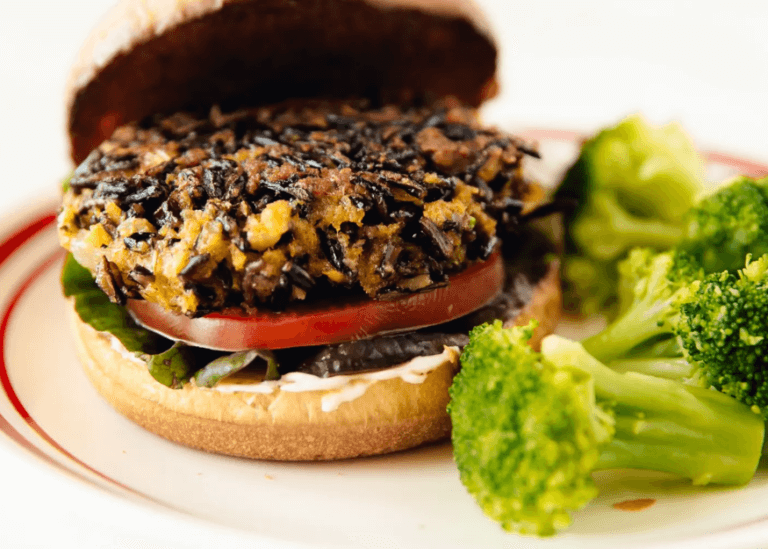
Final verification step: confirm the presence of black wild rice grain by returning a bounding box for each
[60,99,538,315]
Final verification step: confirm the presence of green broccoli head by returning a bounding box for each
[619,248,701,304]
[450,322,764,537]
[560,115,704,226]
[448,321,613,536]
[558,115,705,314]
[680,176,768,274]
[677,254,768,417]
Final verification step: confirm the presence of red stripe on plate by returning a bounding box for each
[0,252,65,423]
[702,151,768,178]
[0,212,150,499]
[518,129,768,177]
[0,213,56,264]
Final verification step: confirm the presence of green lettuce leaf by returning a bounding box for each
[62,173,73,193]
[62,253,170,355]
[62,253,280,388]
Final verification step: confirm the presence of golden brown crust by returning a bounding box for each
[71,260,560,461]
[67,0,498,163]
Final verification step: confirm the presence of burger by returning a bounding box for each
[58,0,561,460]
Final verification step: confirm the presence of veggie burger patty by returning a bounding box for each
[60,0,563,461]
[58,98,539,317]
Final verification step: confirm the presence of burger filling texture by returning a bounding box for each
[60,98,552,389]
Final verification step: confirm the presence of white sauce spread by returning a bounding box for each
[108,335,146,365]
[214,347,460,412]
[105,331,459,413]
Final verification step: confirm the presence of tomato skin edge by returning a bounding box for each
[127,253,504,351]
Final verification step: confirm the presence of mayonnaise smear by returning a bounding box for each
[106,331,459,413]
[214,347,460,412]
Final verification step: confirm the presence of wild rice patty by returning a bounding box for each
[58,99,540,317]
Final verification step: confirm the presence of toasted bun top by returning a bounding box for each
[67,0,498,164]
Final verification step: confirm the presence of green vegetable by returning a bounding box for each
[608,356,693,380]
[558,115,705,315]
[582,174,768,358]
[61,253,170,355]
[147,342,197,389]
[194,349,265,388]
[679,175,768,274]
[581,249,699,362]
[62,253,272,388]
[264,352,281,381]
[61,173,73,193]
[604,334,687,377]
[614,246,666,316]
[585,244,768,420]
[449,321,764,536]
[624,254,768,419]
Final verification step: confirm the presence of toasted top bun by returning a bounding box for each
[71,260,560,461]
[67,0,498,164]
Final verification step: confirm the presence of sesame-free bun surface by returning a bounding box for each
[70,261,560,461]
[67,0,498,164]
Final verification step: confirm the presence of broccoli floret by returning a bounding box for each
[586,175,768,361]
[680,175,768,273]
[449,322,764,536]
[602,254,768,419]
[559,119,768,317]
[560,115,704,241]
[611,175,768,319]
[570,193,686,262]
[449,323,613,536]
[558,115,705,315]
[581,250,700,362]
[675,255,768,417]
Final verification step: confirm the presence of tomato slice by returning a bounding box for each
[127,253,503,351]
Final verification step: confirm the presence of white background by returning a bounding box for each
[0,1,767,547]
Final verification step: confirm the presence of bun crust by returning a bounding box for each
[67,0,497,164]
[71,261,561,461]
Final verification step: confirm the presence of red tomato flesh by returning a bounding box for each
[127,253,504,351]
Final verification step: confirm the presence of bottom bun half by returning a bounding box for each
[71,261,561,461]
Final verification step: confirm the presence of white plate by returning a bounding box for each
[2,135,768,549]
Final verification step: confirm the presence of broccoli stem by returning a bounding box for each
[582,303,669,362]
[542,336,764,486]
[625,335,683,359]
[581,296,675,362]
[603,214,685,253]
[572,193,685,261]
[608,356,694,380]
